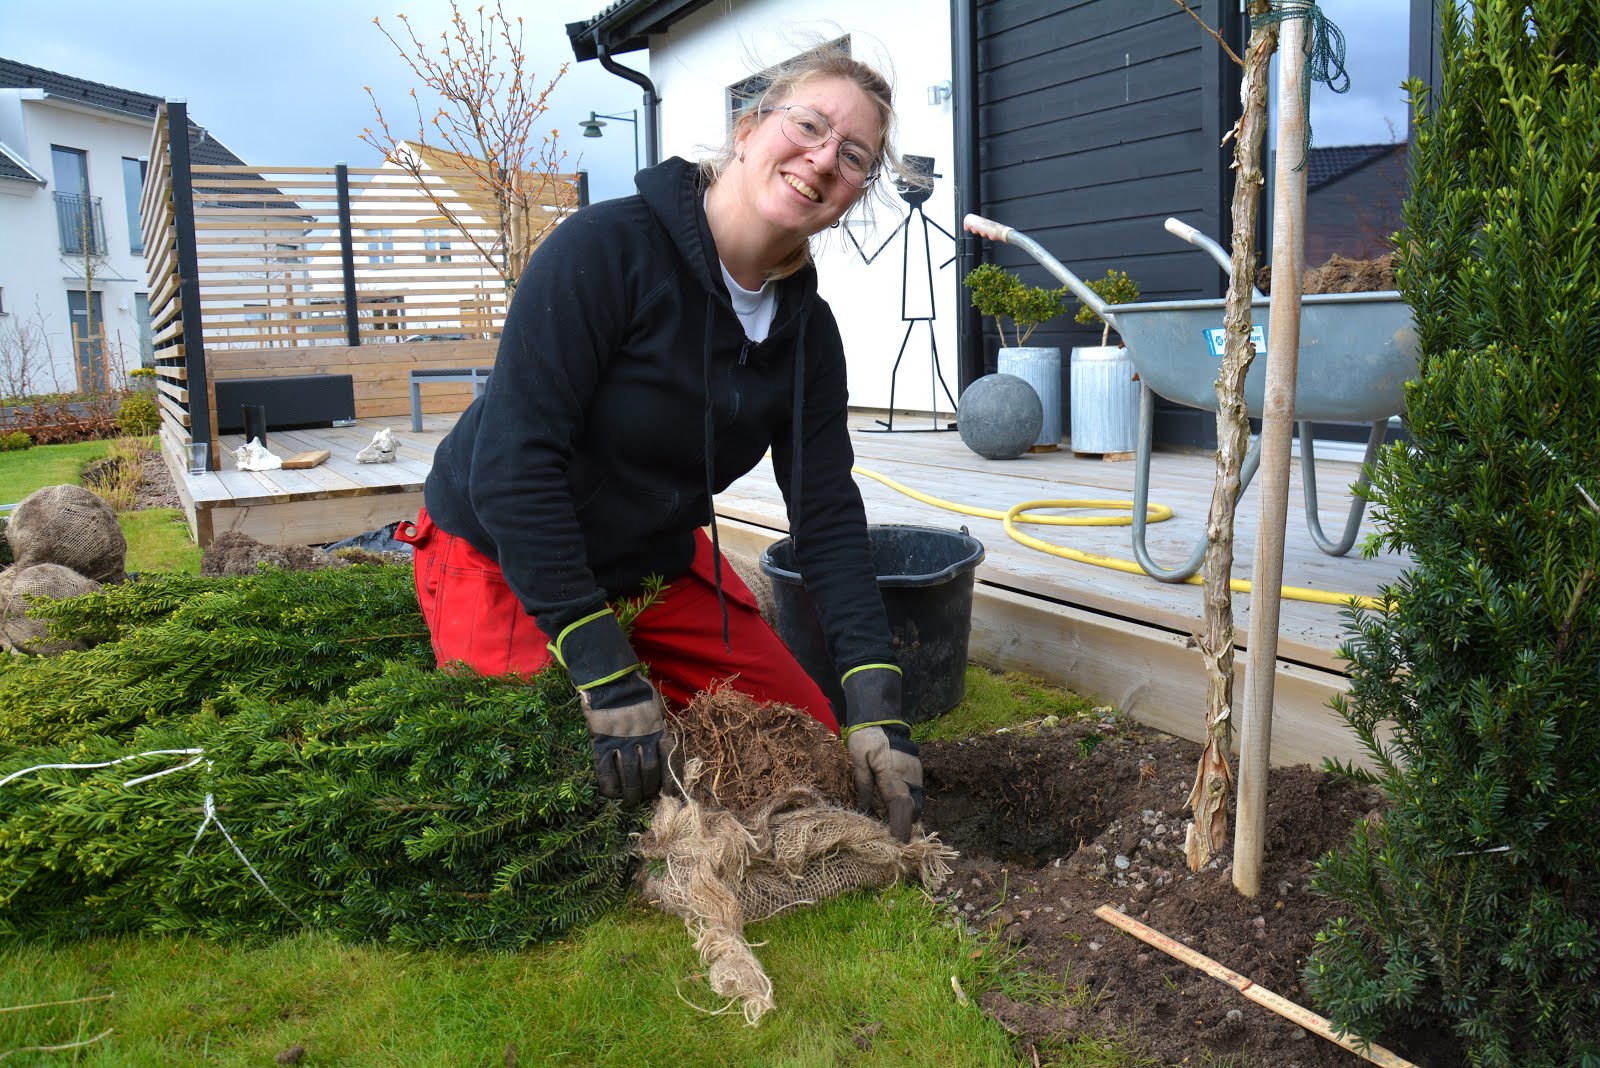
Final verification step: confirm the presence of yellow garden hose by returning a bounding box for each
[850,464,1382,611]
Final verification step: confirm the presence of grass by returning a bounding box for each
[119,508,203,575]
[1,438,201,576]
[915,666,1101,743]
[0,440,112,506]
[1,891,1027,1066]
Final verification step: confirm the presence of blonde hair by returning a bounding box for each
[700,43,926,281]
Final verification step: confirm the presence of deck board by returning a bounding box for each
[716,418,1407,672]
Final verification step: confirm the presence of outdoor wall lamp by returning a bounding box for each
[926,80,953,106]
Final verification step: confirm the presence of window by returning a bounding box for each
[52,146,103,255]
[66,290,106,391]
[423,228,452,263]
[134,293,153,366]
[51,145,87,197]
[123,157,147,254]
[366,229,394,264]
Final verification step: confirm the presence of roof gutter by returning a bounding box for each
[593,29,660,168]
[951,0,984,389]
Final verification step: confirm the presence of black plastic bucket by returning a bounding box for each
[759,524,986,724]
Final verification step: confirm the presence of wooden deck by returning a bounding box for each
[172,412,1408,768]
[170,415,454,547]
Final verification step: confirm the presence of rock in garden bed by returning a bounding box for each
[920,717,1459,1067]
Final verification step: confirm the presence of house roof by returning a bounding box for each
[0,56,249,169]
[0,140,43,182]
[565,0,714,62]
[1306,142,1406,193]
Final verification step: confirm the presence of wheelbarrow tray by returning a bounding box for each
[1105,290,1418,423]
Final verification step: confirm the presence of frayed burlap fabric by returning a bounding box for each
[5,484,127,584]
[0,562,100,654]
[721,547,776,629]
[637,758,955,1025]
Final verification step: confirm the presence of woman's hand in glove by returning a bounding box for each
[840,665,923,842]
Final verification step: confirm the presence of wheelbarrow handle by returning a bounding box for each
[1163,217,1265,300]
[962,213,1112,322]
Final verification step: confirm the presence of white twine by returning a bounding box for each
[0,749,204,789]
[1,746,306,927]
[185,792,308,926]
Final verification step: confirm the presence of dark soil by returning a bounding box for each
[200,530,345,576]
[1256,253,1397,295]
[920,719,1458,1067]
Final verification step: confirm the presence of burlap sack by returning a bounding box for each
[0,562,101,655]
[5,484,127,584]
[722,547,777,630]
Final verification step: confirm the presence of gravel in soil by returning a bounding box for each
[920,718,1457,1067]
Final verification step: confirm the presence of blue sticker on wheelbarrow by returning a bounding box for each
[1204,325,1266,357]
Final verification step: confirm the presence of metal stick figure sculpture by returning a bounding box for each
[846,155,959,432]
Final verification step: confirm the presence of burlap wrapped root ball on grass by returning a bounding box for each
[643,685,956,1025]
[0,562,100,654]
[5,484,127,584]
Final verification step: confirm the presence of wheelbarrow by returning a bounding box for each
[963,213,1419,582]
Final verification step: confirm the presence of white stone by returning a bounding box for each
[233,438,282,471]
[357,427,400,464]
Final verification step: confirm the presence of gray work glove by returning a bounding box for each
[551,609,666,808]
[840,664,923,842]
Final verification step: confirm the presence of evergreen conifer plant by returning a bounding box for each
[0,566,647,947]
[1305,4,1600,1064]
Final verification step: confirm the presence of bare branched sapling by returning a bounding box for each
[363,1,576,295]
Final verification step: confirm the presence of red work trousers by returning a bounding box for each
[397,508,837,734]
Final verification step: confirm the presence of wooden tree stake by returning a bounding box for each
[1234,12,1311,899]
[1094,906,1420,1068]
[1185,1,1278,873]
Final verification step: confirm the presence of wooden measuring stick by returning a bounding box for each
[1093,906,1419,1068]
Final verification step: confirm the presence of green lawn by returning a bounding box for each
[0,440,112,506]
[2,894,1034,1067]
[2,440,201,575]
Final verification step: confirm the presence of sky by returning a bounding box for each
[0,0,651,203]
[1292,0,1413,148]
[0,0,1408,206]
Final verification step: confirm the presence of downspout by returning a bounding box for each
[951,0,983,389]
[594,29,661,167]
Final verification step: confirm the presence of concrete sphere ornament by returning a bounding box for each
[957,373,1044,460]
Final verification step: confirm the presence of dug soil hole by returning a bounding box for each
[920,719,1460,1067]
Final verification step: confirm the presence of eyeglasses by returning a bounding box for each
[758,104,880,189]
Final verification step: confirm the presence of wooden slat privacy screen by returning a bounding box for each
[146,100,583,473]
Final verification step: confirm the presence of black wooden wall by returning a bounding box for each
[975,0,1245,447]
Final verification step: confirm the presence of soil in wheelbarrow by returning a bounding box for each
[1256,252,1397,295]
[919,719,1460,1067]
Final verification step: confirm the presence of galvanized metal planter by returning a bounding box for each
[997,346,1062,449]
[1068,344,1140,454]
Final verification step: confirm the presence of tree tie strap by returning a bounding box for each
[1252,0,1351,171]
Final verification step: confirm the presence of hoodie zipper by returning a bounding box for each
[738,338,755,365]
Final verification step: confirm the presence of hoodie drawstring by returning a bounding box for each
[789,319,807,562]
[703,293,731,652]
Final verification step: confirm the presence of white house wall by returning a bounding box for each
[648,1,957,415]
[0,94,153,392]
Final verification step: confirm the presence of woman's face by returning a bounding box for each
[731,76,884,244]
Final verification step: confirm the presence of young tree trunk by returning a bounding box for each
[1185,3,1278,873]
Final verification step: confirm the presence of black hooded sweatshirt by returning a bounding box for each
[422,156,896,679]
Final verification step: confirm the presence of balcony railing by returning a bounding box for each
[55,192,107,256]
